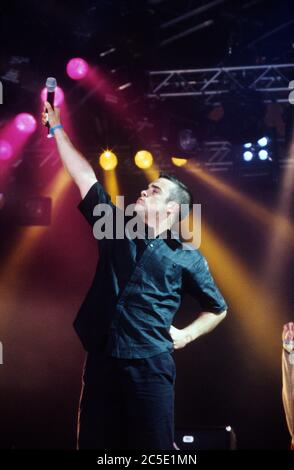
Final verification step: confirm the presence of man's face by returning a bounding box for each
[134,177,178,224]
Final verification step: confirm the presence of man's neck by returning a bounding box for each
[144,221,171,239]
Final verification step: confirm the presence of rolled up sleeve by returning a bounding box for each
[78,181,114,227]
[183,254,228,314]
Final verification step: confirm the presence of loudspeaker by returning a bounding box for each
[175,426,237,450]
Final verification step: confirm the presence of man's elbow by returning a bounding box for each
[78,175,98,199]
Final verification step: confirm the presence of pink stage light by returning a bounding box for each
[66,58,89,80]
[14,113,37,134]
[0,140,13,160]
[41,86,64,106]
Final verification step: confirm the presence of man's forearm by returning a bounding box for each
[54,128,96,185]
[182,310,227,344]
[42,102,97,198]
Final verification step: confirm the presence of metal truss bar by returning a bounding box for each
[200,70,222,91]
[148,91,229,97]
[160,20,214,47]
[149,64,294,75]
[160,0,225,29]
[153,72,174,94]
[148,64,294,102]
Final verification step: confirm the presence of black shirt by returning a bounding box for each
[74,181,228,359]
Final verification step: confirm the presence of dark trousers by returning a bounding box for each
[77,351,176,450]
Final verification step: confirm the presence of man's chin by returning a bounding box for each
[134,203,145,213]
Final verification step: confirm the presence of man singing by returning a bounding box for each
[42,101,228,450]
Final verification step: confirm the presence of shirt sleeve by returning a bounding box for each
[77,181,115,227]
[183,253,228,314]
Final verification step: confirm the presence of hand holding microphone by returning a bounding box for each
[42,101,61,128]
[42,77,63,137]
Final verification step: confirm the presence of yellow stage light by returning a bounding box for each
[134,150,153,169]
[171,157,188,167]
[99,150,118,171]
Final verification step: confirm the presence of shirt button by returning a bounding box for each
[150,243,154,248]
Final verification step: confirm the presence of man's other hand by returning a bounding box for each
[169,325,190,350]
[282,322,294,353]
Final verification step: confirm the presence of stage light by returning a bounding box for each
[243,151,253,162]
[134,150,153,169]
[178,129,198,152]
[258,149,269,160]
[171,157,188,167]
[239,133,275,180]
[41,86,64,106]
[14,113,37,134]
[0,140,13,160]
[99,150,118,171]
[160,114,201,160]
[257,136,269,147]
[66,58,89,80]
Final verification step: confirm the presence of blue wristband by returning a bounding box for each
[50,124,63,136]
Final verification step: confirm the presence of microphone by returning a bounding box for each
[45,77,57,138]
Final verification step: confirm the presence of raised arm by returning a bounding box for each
[42,101,97,198]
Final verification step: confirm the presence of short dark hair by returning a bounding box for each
[159,171,194,221]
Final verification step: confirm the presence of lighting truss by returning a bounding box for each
[148,64,294,104]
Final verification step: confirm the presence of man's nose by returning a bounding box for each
[141,189,148,197]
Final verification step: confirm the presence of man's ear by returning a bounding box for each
[166,200,180,216]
